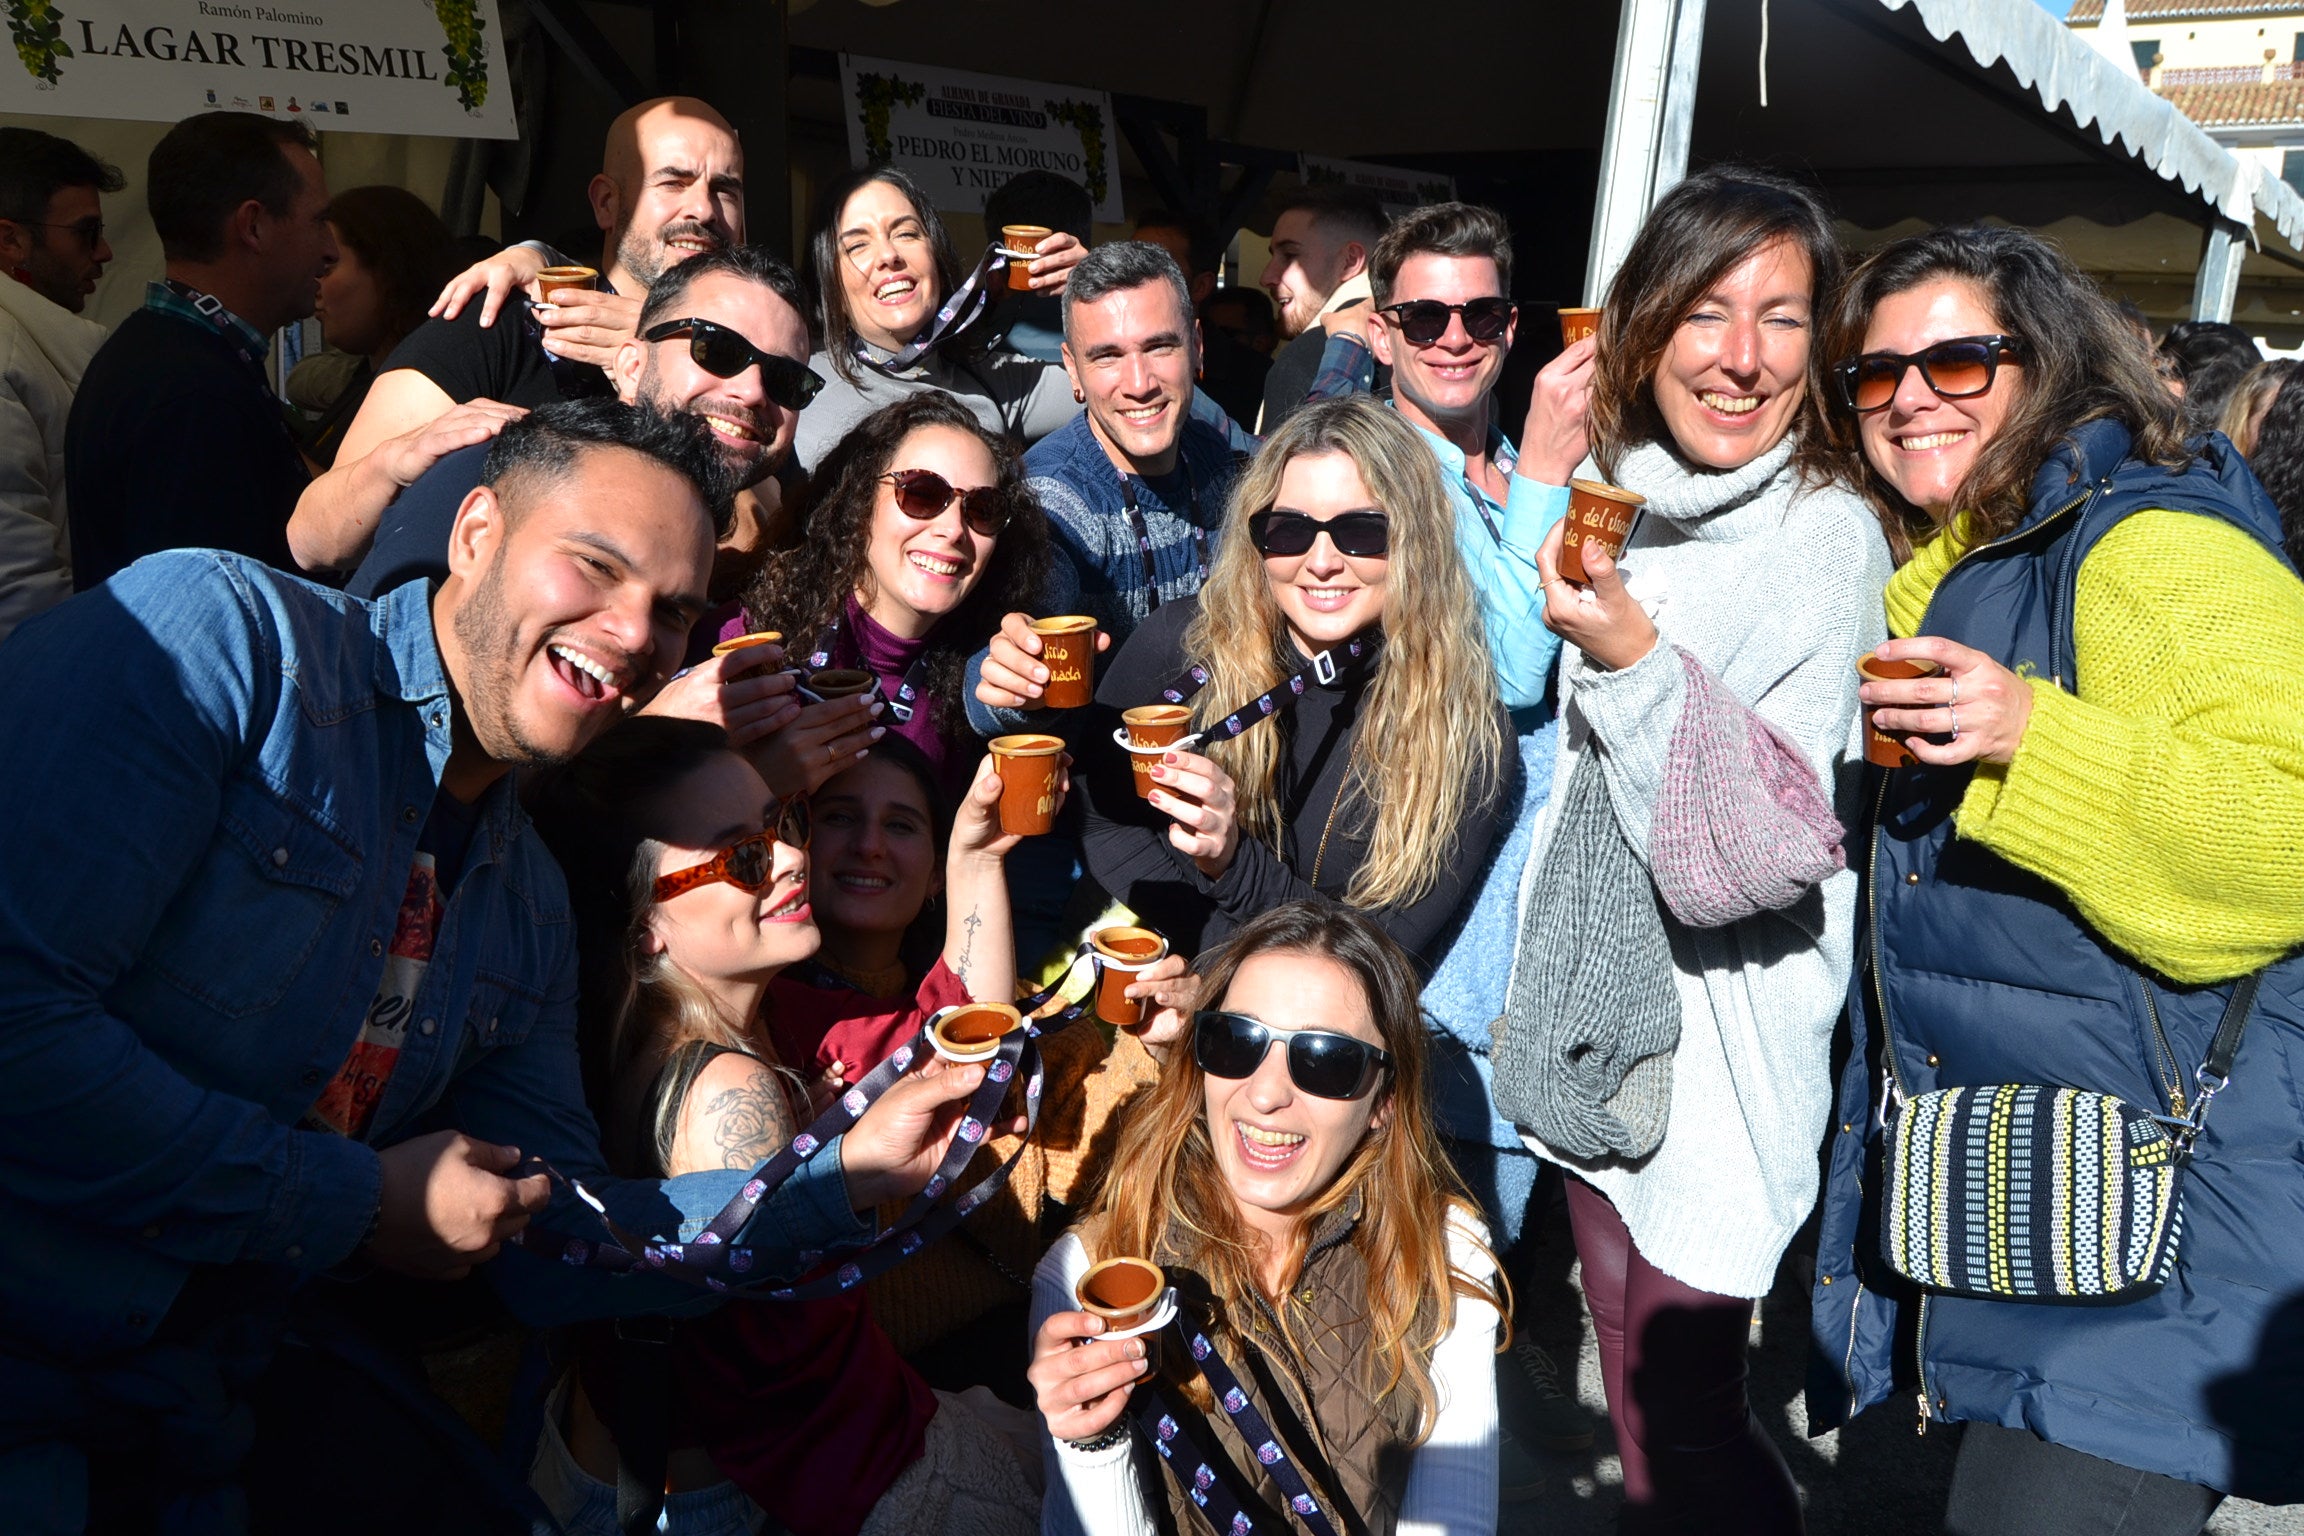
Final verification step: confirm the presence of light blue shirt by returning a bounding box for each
[1398,412,1568,710]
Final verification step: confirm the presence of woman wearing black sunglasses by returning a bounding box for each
[1810,226,2304,1534]
[1029,900,1505,1536]
[526,715,1059,1536]
[1493,166,1889,1536]
[1073,395,1510,964]
[739,391,1052,798]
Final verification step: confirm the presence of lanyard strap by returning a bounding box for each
[805,611,936,725]
[1119,464,1208,614]
[1133,1323,1343,1536]
[1158,633,1379,744]
[852,243,1011,374]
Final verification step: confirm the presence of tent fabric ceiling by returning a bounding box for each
[786,0,2304,246]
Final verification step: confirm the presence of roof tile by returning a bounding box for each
[2069,0,2304,19]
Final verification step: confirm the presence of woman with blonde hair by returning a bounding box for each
[2219,356,2298,457]
[1075,395,1510,961]
[1029,899,1504,1535]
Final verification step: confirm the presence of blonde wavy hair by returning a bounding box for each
[1082,902,1507,1437]
[1184,397,1502,910]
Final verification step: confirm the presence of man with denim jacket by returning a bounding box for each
[0,400,969,1532]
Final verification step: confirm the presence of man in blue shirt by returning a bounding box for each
[0,400,976,1530]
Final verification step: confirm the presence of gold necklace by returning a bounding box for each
[1294,737,1359,891]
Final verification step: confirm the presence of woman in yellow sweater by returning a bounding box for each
[1806,224,2304,1535]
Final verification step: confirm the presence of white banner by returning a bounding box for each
[0,0,516,139]
[1300,155,1457,217]
[841,52,1122,225]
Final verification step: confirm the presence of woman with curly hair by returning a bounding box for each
[1074,395,1510,962]
[2218,356,2299,458]
[1029,900,1505,1536]
[735,390,1051,798]
[2246,366,2304,569]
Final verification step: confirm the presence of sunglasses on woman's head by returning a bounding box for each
[642,318,826,412]
[1192,1010,1392,1101]
[1377,296,1515,347]
[1832,335,2021,414]
[650,798,814,902]
[882,468,1010,537]
[1247,508,1391,560]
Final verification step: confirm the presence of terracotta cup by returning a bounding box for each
[711,629,783,658]
[1091,926,1170,1026]
[928,1000,1023,1063]
[1001,225,1052,291]
[1076,1256,1166,1331]
[1561,479,1646,583]
[531,264,598,305]
[1557,306,1601,346]
[1854,652,1947,769]
[808,669,876,701]
[989,734,1065,835]
[1121,704,1193,799]
[1031,616,1098,710]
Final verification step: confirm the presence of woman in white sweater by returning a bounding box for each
[1494,168,1889,1533]
[1027,900,1501,1536]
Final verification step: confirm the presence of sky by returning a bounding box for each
[2038,0,2075,16]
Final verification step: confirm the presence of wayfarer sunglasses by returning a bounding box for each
[1832,335,2022,414]
[651,799,814,902]
[1193,1010,1393,1101]
[643,318,826,411]
[1378,296,1514,347]
[1247,508,1391,560]
[882,468,1011,537]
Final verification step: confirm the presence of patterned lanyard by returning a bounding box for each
[852,243,1011,374]
[806,609,937,725]
[1133,1324,1343,1536]
[507,954,1102,1297]
[1118,460,1207,613]
[1159,632,1379,744]
[159,278,265,372]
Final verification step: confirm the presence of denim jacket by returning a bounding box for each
[0,554,867,1366]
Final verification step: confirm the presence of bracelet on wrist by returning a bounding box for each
[1064,1421,1131,1454]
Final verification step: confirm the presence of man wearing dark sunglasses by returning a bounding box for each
[0,127,123,645]
[1331,203,1565,713]
[339,246,814,605]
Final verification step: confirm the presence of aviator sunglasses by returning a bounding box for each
[1247,508,1391,560]
[650,798,815,903]
[1377,296,1514,347]
[642,318,827,412]
[1832,334,2022,414]
[1193,1010,1393,1101]
[882,468,1011,538]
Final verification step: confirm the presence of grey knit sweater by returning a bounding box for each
[1505,434,1891,1299]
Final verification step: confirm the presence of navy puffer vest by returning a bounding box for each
[1807,419,2304,1500]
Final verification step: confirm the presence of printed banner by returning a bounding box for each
[1300,155,1457,216]
[841,52,1122,224]
[1,0,516,139]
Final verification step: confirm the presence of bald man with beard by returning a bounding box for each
[288,97,746,576]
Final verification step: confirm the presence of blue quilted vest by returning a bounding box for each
[1808,419,2304,1500]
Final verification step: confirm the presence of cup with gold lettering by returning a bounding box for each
[1090,926,1169,1027]
[529,264,599,309]
[1557,306,1601,346]
[1116,704,1196,800]
[988,733,1065,836]
[927,999,1023,1064]
[1075,1255,1167,1333]
[1854,651,1946,769]
[1030,615,1098,709]
[1001,225,1053,291]
[1561,479,1646,583]
[805,668,877,704]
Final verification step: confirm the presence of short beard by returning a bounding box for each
[614,219,666,291]
[449,552,578,771]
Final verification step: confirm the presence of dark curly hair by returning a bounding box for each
[742,391,1049,737]
[2246,370,2304,572]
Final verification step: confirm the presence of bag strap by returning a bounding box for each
[2176,969,2263,1151]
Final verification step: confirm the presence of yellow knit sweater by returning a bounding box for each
[1887,510,2304,983]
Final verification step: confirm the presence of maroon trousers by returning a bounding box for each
[1565,1177,1803,1535]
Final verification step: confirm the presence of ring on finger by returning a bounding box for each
[1949,705,1961,741]
[1950,676,1961,706]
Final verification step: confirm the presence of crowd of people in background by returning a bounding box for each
[2,91,2301,1536]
